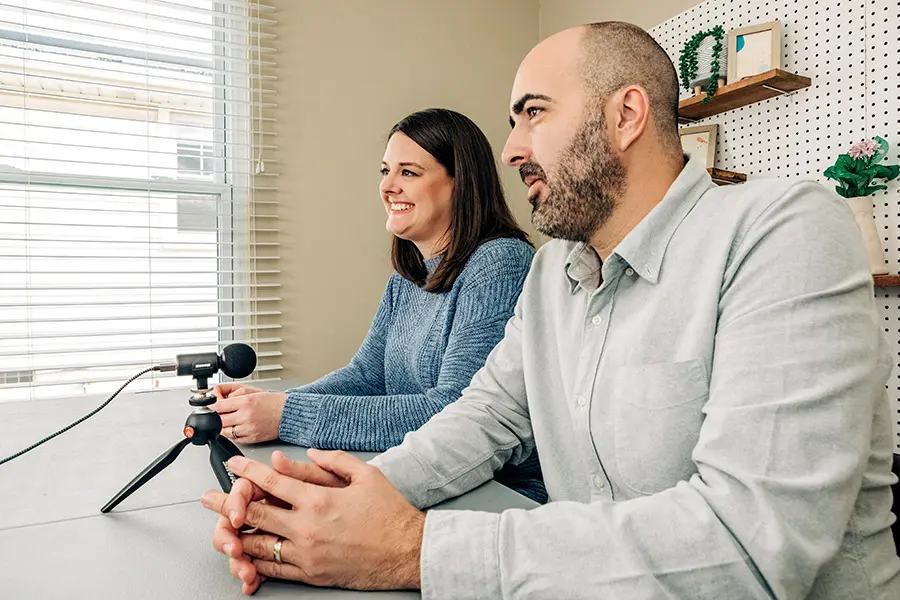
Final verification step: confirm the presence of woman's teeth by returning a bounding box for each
[391,203,413,211]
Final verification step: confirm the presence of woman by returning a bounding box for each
[214,108,545,503]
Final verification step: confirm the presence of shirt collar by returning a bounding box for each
[564,153,712,292]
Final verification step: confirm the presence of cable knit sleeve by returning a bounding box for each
[277,241,534,452]
[278,276,393,404]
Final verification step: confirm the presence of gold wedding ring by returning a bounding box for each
[273,537,284,564]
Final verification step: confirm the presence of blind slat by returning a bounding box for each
[0,254,280,261]
[0,59,279,80]
[0,69,277,106]
[1,282,280,290]
[0,237,280,247]
[0,12,278,55]
[0,89,279,122]
[0,220,281,235]
[2,365,283,390]
[0,311,281,325]
[0,19,277,66]
[0,59,278,93]
[0,204,278,219]
[62,0,279,26]
[0,270,280,275]
[0,188,279,206]
[0,337,283,359]
[0,156,279,178]
[0,297,281,308]
[0,351,282,377]
[39,0,280,37]
[1,323,282,341]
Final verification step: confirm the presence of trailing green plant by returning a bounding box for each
[823,136,900,198]
[678,25,725,104]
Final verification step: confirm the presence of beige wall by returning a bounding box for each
[539,0,697,37]
[273,1,540,384]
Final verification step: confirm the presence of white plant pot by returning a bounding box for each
[688,36,728,89]
[846,196,888,275]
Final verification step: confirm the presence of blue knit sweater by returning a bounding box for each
[278,238,546,503]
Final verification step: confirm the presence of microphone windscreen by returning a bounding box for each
[219,343,257,379]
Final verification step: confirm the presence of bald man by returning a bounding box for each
[202,22,900,598]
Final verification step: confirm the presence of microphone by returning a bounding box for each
[0,343,258,469]
[156,343,257,382]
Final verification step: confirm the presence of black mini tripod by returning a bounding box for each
[101,375,244,513]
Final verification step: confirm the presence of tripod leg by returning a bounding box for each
[101,438,192,513]
[208,436,245,492]
[216,435,243,459]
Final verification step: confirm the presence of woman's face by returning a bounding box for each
[380,132,454,257]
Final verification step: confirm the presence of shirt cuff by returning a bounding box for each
[368,446,434,509]
[420,509,502,600]
[278,391,322,446]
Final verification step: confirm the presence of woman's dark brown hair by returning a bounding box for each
[388,108,531,293]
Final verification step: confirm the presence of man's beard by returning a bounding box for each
[520,111,626,243]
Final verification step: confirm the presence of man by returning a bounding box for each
[201,22,900,598]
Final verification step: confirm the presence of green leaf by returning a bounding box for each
[838,170,868,185]
[834,186,850,198]
[863,185,888,195]
[858,163,898,181]
[872,136,889,163]
[880,164,900,181]
[835,154,856,172]
[823,166,838,180]
[861,164,898,181]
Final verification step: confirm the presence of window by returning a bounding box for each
[0,0,281,402]
[176,142,216,179]
[176,193,217,232]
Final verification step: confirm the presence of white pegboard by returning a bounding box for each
[651,0,900,452]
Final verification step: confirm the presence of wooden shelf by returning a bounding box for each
[678,69,812,123]
[874,275,900,287]
[709,168,746,185]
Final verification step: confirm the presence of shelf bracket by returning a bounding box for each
[761,84,793,96]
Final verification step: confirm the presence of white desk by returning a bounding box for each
[0,385,536,598]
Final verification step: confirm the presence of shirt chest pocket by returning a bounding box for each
[604,359,709,495]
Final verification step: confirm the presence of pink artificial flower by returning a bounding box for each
[849,139,879,159]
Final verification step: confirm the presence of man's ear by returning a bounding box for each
[609,85,651,153]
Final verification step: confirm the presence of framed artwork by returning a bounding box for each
[727,20,782,84]
[679,124,718,168]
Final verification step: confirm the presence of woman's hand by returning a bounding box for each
[213,383,266,401]
[214,384,288,444]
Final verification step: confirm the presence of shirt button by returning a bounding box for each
[593,474,605,490]
[591,315,603,326]
[577,395,586,407]
[625,268,634,276]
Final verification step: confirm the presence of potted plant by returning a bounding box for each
[679,25,726,104]
[824,136,900,275]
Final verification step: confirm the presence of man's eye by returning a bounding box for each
[380,168,389,176]
[526,106,543,118]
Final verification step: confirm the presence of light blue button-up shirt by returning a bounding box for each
[371,154,900,599]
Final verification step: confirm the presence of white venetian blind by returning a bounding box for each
[0,0,281,401]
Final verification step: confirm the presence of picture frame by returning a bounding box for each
[679,124,718,168]
[726,20,782,84]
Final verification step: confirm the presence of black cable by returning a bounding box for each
[0,366,161,467]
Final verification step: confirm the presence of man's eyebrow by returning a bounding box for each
[511,93,554,115]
